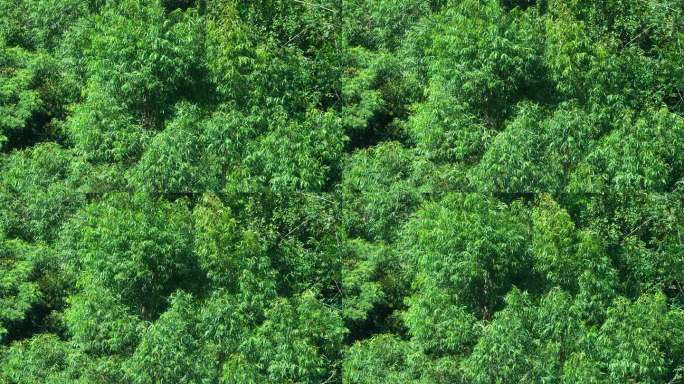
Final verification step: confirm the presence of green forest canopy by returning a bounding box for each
[1,0,684,383]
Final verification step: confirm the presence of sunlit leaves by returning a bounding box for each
[569,108,684,193]
[64,284,143,357]
[85,0,203,124]
[427,0,544,123]
[124,291,213,384]
[241,292,347,384]
[401,194,530,354]
[131,103,206,193]
[0,143,84,242]
[0,334,77,384]
[343,334,427,384]
[62,194,195,318]
[340,141,420,242]
[193,193,275,295]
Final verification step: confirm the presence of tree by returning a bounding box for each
[60,194,196,319]
[124,291,214,383]
[401,193,530,355]
[85,0,203,125]
[236,292,347,384]
[340,142,420,242]
[0,143,84,242]
[343,334,430,384]
[0,334,79,384]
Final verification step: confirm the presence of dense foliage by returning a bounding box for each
[1,0,684,382]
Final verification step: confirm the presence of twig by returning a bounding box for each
[620,215,656,244]
[293,0,336,13]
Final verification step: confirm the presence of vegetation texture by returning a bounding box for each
[1,0,684,383]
